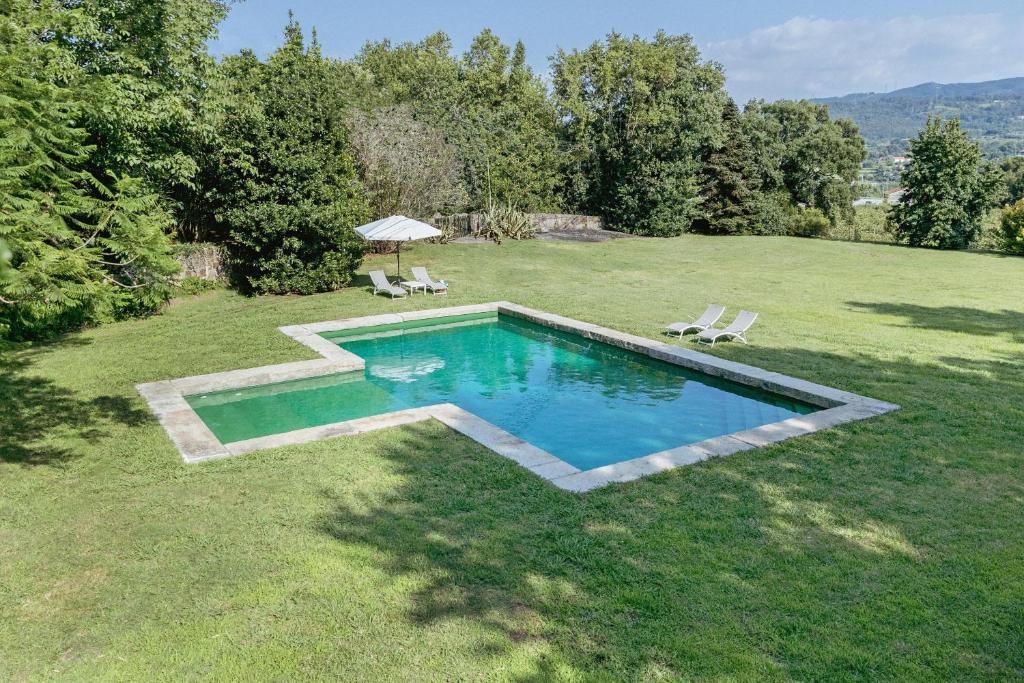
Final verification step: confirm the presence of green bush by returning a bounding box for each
[749,193,793,236]
[789,208,831,238]
[176,276,222,296]
[475,199,535,244]
[999,200,1024,255]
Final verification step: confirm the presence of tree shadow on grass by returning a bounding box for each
[0,340,150,467]
[847,301,1024,342]
[315,343,1024,679]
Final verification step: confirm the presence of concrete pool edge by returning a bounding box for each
[136,301,899,491]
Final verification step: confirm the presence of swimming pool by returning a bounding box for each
[138,302,897,491]
[188,313,816,471]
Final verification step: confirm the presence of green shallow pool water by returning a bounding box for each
[188,315,816,471]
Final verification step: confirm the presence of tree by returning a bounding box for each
[347,105,467,219]
[998,156,1024,206]
[998,199,1024,255]
[0,0,178,340]
[888,117,1002,249]
[0,239,10,282]
[212,17,370,295]
[46,0,229,224]
[750,100,865,226]
[357,29,563,211]
[552,32,728,236]
[456,32,563,210]
[692,100,763,235]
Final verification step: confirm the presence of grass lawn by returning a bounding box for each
[2,236,1023,680]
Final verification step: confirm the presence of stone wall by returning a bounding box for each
[432,212,605,237]
[175,245,225,281]
[528,213,605,232]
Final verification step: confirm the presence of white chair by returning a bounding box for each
[369,270,408,299]
[666,304,725,337]
[696,310,758,346]
[411,266,448,295]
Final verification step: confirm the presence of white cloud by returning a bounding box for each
[705,14,1024,102]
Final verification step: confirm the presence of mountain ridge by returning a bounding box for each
[817,77,1024,103]
[810,76,1024,161]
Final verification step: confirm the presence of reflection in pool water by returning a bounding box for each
[188,316,816,471]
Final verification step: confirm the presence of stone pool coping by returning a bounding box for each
[137,302,898,492]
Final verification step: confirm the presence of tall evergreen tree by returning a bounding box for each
[212,16,370,294]
[889,117,1002,249]
[458,31,563,210]
[0,0,177,340]
[693,101,763,234]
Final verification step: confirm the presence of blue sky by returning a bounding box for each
[211,0,1024,101]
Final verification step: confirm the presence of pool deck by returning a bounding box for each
[137,302,899,492]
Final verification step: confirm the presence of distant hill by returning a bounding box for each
[813,77,1024,160]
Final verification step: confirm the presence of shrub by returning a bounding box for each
[999,200,1024,255]
[789,208,830,238]
[432,218,461,244]
[475,199,535,244]
[750,193,793,236]
[176,276,222,296]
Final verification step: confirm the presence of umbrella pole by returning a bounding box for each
[396,241,401,283]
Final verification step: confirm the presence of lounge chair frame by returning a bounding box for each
[411,266,449,295]
[696,310,758,347]
[369,270,408,299]
[666,304,725,337]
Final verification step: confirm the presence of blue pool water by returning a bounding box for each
[189,315,816,471]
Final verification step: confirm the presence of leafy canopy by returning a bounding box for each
[357,30,563,212]
[888,117,1002,249]
[552,31,728,236]
[212,17,370,295]
[0,0,177,340]
[998,199,1024,255]
[746,99,865,226]
[998,156,1024,206]
[50,0,228,215]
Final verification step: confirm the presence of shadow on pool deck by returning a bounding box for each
[315,342,1024,679]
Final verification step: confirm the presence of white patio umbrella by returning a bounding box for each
[355,215,441,282]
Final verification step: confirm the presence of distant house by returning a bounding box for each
[885,188,907,204]
[853,197,885,206]
[892,155,910,165]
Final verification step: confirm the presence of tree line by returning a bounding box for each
[0,0,1015,340]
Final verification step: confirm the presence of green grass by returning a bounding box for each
[839,205,1004,249]
[2,236,1023,680]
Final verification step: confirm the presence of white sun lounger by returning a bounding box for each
[369,270,408,299]
[666,304,726,337]
[695,310,758,346]
[410,266,448,295]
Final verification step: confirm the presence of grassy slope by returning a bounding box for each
[2,236,1023,681]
